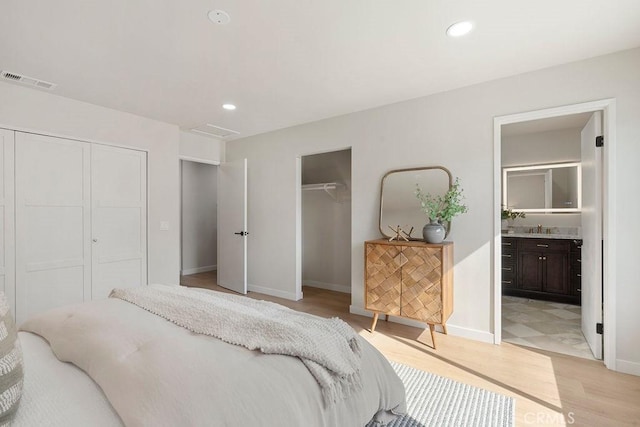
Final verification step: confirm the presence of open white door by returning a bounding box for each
[217,158,248,294]
[580,112,603,359]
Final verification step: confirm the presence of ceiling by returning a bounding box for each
[1,0,639,141]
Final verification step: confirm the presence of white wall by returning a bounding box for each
[502,128,581,167]
[502,128,582,228]
[179,131,224,164]
[226,48,640,374]
[0,81,180,285]
[302,192,352,291]
[181,161,218,274]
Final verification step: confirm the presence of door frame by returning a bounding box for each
[493,99,617,370]
[178,156,220,277]
[295,146,352,301]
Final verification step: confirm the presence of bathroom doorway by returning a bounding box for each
[493,100,616,368]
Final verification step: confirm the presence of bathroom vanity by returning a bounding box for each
[502,235,582,305]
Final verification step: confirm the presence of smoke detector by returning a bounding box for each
[1,70,56,90]
[208,10,230,25]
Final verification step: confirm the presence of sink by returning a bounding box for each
[503,225,581,240]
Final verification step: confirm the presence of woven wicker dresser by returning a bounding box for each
[364,239,453,348]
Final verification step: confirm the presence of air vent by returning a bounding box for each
[190,123,240,139]
[1,70,56,90]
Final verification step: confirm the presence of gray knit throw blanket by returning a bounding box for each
[109,285,362,405]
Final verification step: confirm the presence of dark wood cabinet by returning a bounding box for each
[518,251,544,291]
[502,236,580,305]
[570,240,582,297]
[501,238,517,290]
[543,252,570,294]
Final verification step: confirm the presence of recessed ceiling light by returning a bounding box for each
[222,104,236,111]
[446,21,473,37]
[208,10,230,25]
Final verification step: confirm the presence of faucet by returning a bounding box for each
[537,224,542,234]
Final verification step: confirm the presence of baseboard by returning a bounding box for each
[303,280,351,294]
[445,324,494,344]
[616,359,640,376]
[181,265,217,275]
[248,284,301,301]
[349,305,494,343]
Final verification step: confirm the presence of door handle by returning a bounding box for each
[234,231,249,236]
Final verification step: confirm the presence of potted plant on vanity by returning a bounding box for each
[501,206,525,231]
[415,177,468,243]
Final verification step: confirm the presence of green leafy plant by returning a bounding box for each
[501,206,526,220]
[415,177,468,223]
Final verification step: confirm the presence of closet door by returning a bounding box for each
[91,144,147,298]
[0,130,15,314]
[15,133,91,324]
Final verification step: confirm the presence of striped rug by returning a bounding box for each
[374,361,514,427]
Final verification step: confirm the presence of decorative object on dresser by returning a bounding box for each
[415,176,468,243]
[421,219,446,244]
[388,225,410,242]
[501,237,581,305]
[365,239,453,349]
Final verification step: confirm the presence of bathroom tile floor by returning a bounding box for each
[501,296,596,360]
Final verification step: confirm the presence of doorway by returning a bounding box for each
[493,100,617,369]
[296,148,352,302]
[180,160,218,284]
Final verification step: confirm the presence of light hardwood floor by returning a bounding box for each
[181,271,640,427]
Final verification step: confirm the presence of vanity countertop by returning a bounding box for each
[502,232,581,240]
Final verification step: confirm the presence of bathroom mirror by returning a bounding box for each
[379,166,452,240]
[502,162,581,212]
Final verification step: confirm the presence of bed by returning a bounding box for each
[13,285,406,426]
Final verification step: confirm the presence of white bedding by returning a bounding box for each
[19,289,406,426]
[14,332,123,427]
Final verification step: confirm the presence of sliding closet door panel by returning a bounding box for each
[15,133,91,324]
[91,144,147,299]
[0,130,15,314]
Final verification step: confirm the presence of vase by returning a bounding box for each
[501,219,509,231]
[423,219,446,243]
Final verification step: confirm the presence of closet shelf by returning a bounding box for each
[302,182,345,202]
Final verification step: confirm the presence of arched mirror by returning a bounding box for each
[379,166,453,240]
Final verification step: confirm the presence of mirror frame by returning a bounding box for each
[502,162,582,213]
[378,166,453,240]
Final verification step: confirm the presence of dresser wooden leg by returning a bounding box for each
[442,323,448,335]
[385,314,389,322]
[428,323,436,349]
[370,313,379,333]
